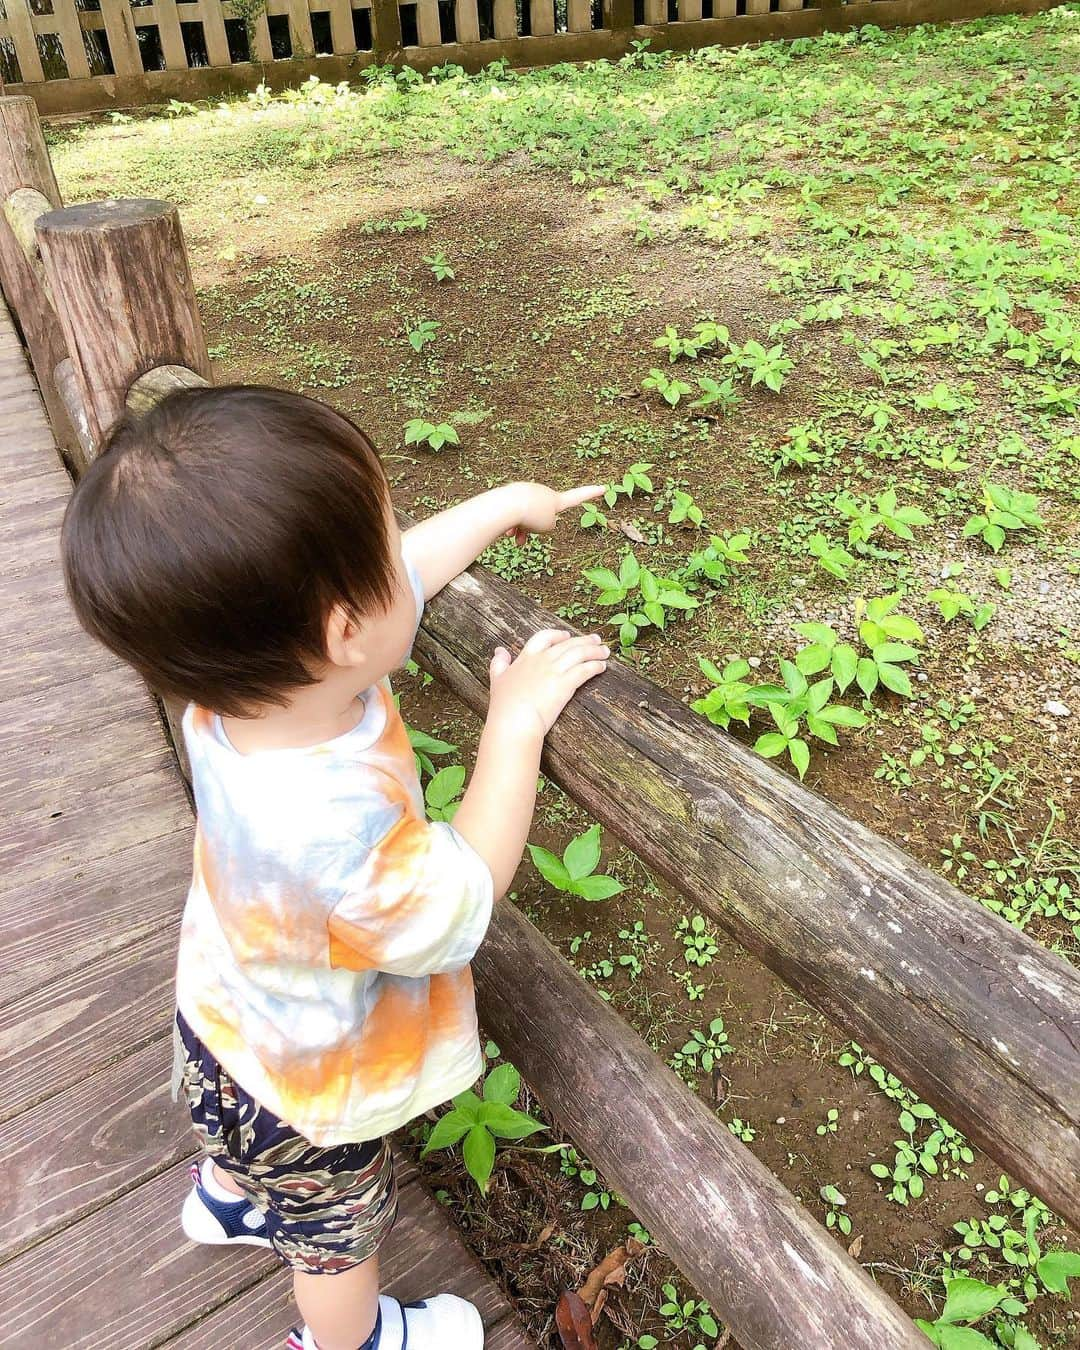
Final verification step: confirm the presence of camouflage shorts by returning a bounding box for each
[177,1012,398,1274]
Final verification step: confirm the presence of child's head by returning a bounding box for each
[62,384,417,716]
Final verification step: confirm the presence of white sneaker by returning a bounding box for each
[181,1158,271,1248]
[286,1293,484,1349]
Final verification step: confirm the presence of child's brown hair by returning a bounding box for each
[62,384,396,717]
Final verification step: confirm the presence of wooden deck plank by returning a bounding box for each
[0,764,192,894]
[0,294,535,1350]
[0,1035,192,1262]
[0,830,191,1006]
[0,667,178,818]
[0,926,177,1120]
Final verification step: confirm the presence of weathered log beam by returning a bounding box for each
[475,901,925,1350]
[412,563,1080,1229]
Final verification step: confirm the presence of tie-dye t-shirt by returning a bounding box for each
[175,559,494,1146]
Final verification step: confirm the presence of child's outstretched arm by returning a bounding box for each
[402,482,604,601]
[453,628,608,900]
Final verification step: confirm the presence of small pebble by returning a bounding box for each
[775,1116,786,1125]
[748,657,762,668]
[1045,700,1071,718]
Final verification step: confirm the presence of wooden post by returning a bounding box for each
[476,903,926,1350]
[35,199,211,456]
[0,96,77,463]
[369,0,403,61]
[411,557,1080,1230]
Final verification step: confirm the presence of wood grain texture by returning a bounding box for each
[0,99,76,458]
[0,925,178,1119]
[0,1035,193,1260]
[475,902,923,1349]
[36,199,211,453]
[411,555,1080,1229]
[0,829,190,1006]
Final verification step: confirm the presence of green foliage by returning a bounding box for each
[927,588,996,631]
[604,462,654,506]
[405,317,440,352]
[855,594,924,698]
[403,417,460,450]
[691,656,756,729]
[528,823,624,900]
[669,1017,731,1080]
[723,338,794,393]
[641,368,693,406]
[684,531,753,587]
[750,660,867,779]
[962,484,1045,552]
[423,249,455,281]
[584,550,698,649]
[807,532,855,580]
[820,1184,852,1237]
[836,487,930,549]
[421,1062,544,1193]
[678,913,718,967]
[424,764,465,821]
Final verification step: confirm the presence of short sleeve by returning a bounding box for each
[402,543,425,654]
[328,816,493,977]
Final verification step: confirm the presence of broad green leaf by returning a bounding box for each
[421,1108,472,1155]
[878,661,914,698]
[478,1102,545,1140]
[818,704,867,728]
[755,732,789,758]
[462,1124,495,1191]
[584,567,621,591]
[483,1062,521,1105]
[573,874,624,901]
[832,644,859,692]
[450,1089,484,1123]
[940,1277,1007,1325]
[527,845,571,891]
[857,656,880,698]
[425,764,466,809]
[563,824,602,881]
[937,1328,998,1350]
[1037,1250,1080,1297]
[796,642,832,677]
[874,642,919,664]
[795,622,837,648]
[788,738,811,779]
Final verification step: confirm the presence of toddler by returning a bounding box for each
[62,384,607,1350]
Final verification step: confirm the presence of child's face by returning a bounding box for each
[325,518,419,688]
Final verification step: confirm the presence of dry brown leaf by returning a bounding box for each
[848,1233,864,1260]
[617,519,647,543]
[533,1222,555,1248]
[555,1290,599,1350]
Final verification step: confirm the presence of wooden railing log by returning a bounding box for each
[35,199,211,456]
[0,96,76,462]
[411,563,1080,1229]
[475,902,925,1350]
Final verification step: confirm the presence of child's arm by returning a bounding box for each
[402,482,604,601]
[453,627,608,899]
[329,629,607,977]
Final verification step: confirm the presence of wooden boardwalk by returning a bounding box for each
[0,296,535,1350]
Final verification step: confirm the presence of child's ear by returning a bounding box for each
[324,603,362,668]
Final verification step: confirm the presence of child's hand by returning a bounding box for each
[503,483,605,546]
[486,629,609,740]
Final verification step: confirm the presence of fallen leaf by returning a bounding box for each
[617,519,647,543]
[848,1233,864,1260]
[555,1290,599,1350]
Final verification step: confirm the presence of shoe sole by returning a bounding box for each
[181,1187,272,1248]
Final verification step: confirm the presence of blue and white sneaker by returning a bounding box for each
[286,1293,484,1349]
[181,1158,271,1248]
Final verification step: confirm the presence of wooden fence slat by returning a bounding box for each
[414,0,442,46]
[326,0,357,52]
[249,8,274,61]
[286,0,315,55]
[52,0,92,81]
[2,0,45,83]
[643,0,667,21]
[411,553,1080,1232]
[153,0,190,68]
[678,0,702,19]
[567,0,591,30]
[528,0,554,34]
[197,0,233,64]
[454,0,480,42]
[99,0,143,75]
[491,0,516,36]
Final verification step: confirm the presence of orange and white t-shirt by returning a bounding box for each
[174,563,494,1145]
